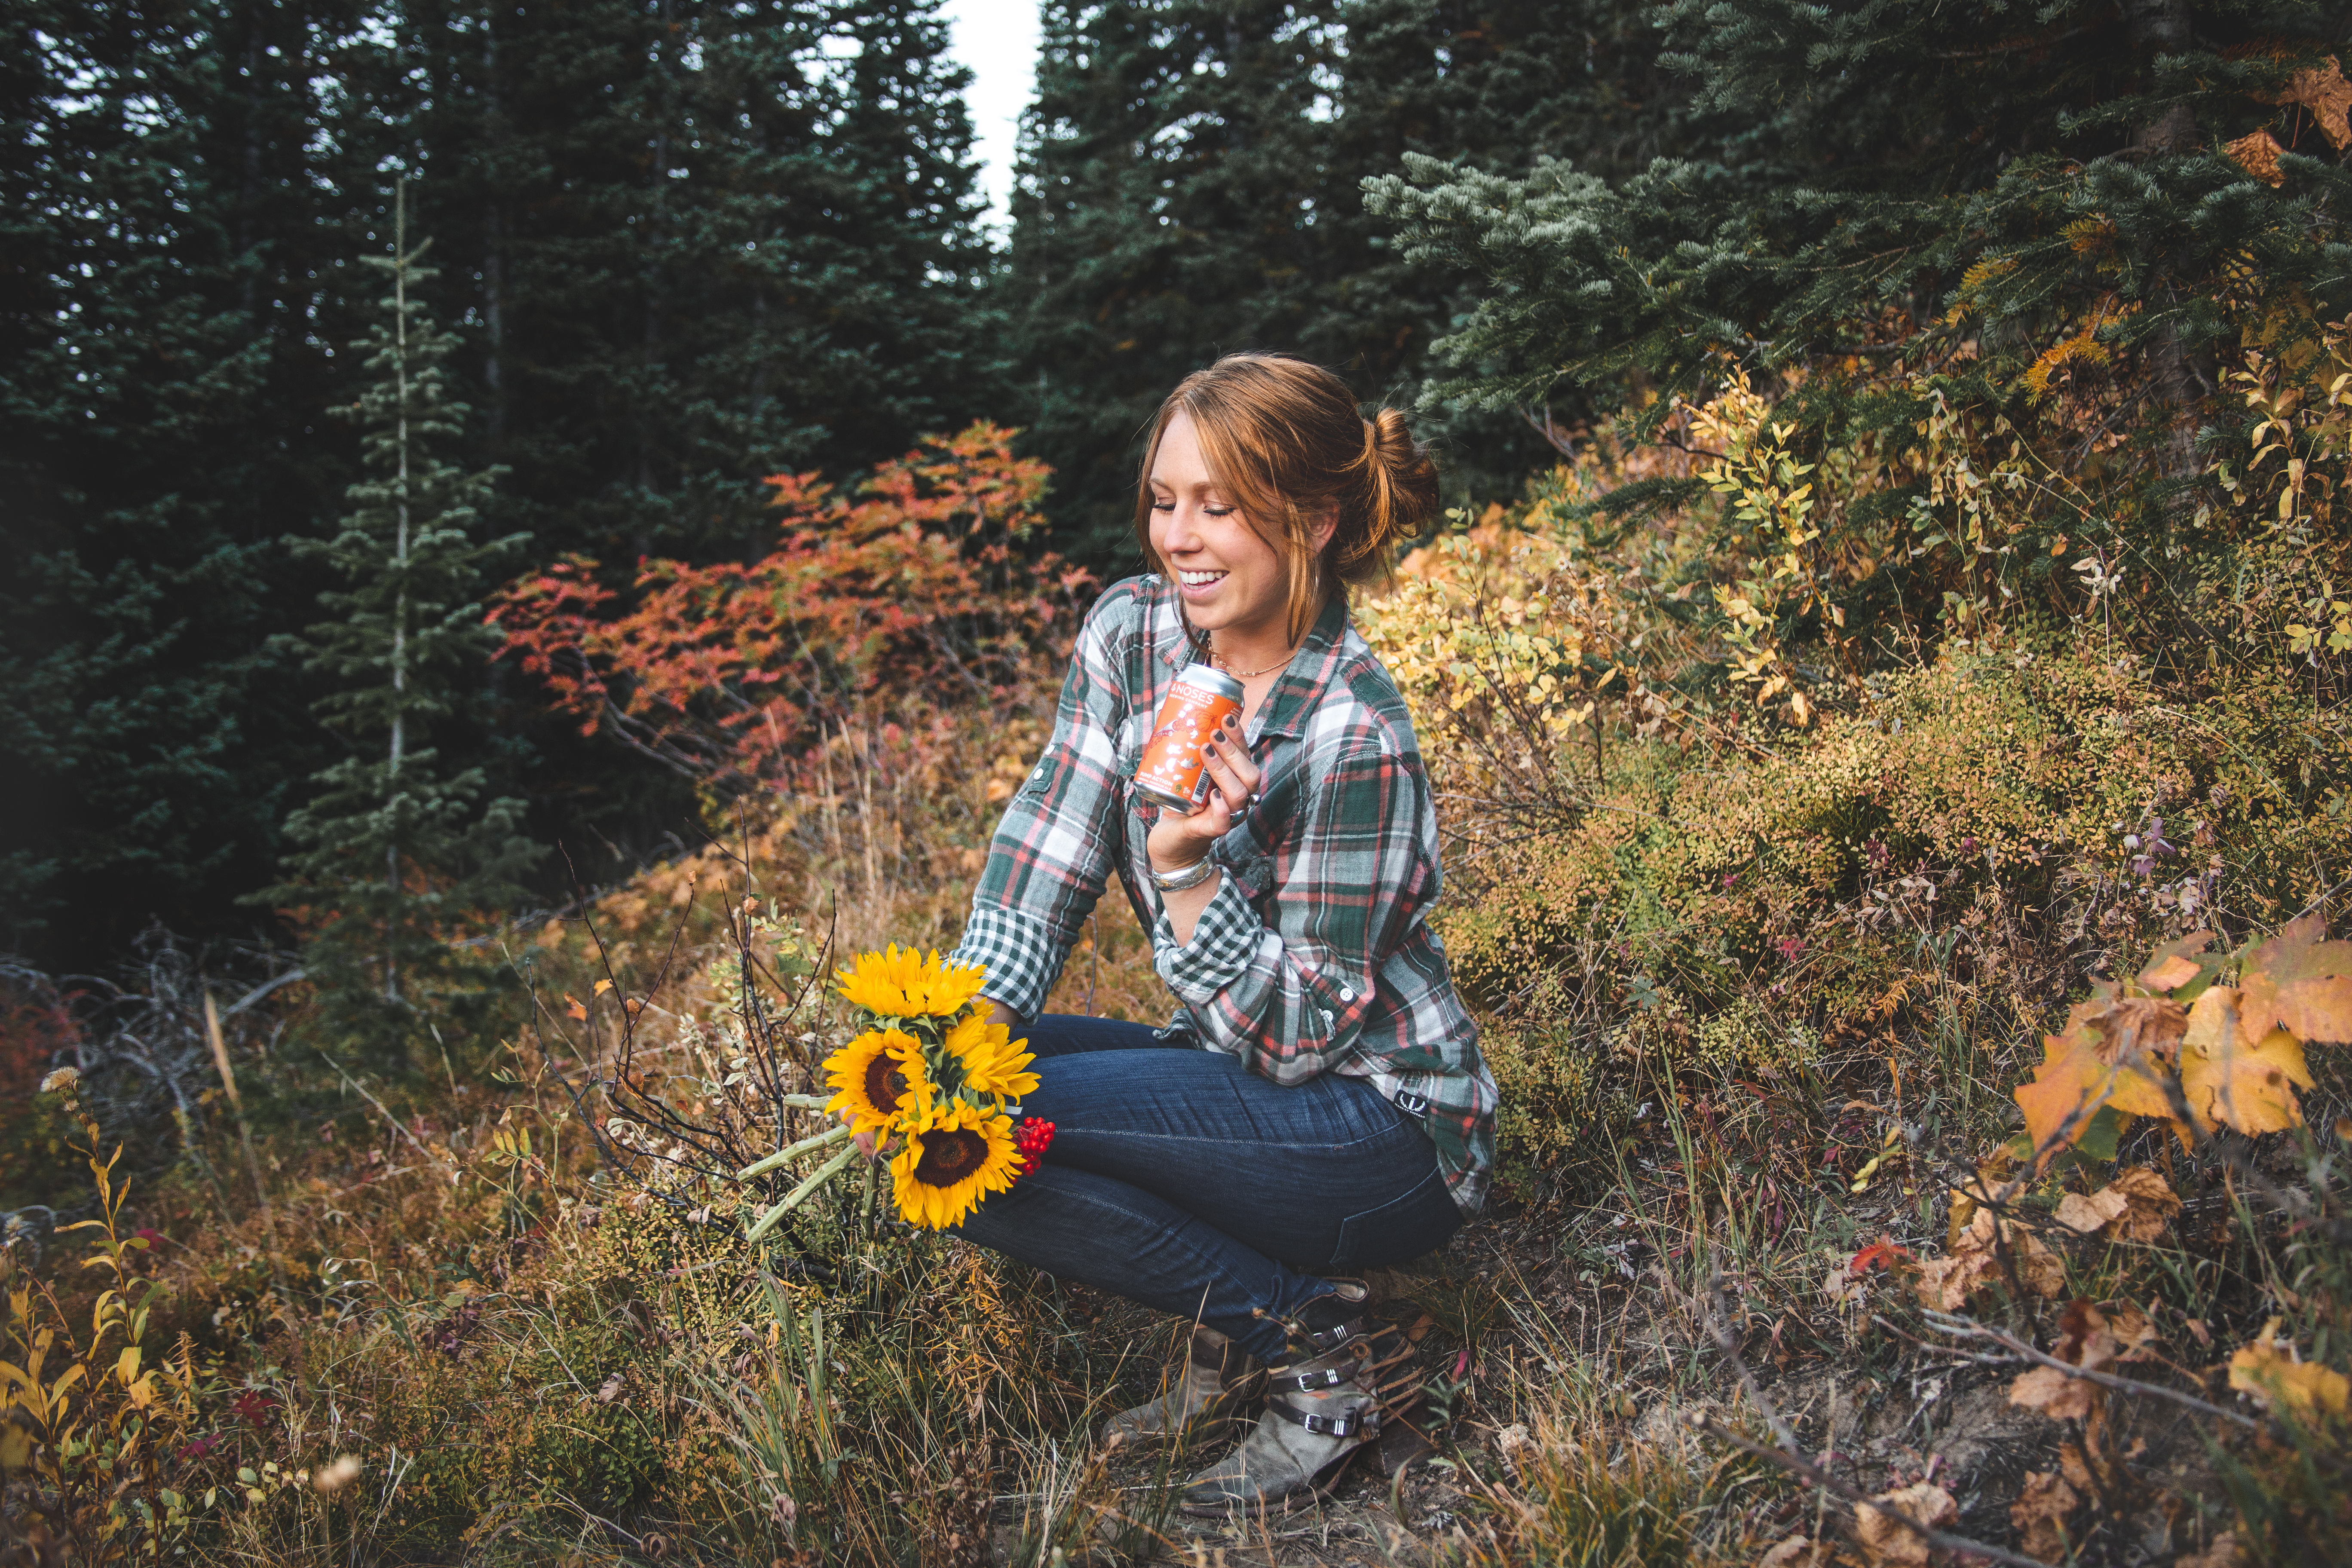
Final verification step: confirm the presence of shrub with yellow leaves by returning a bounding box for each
[3,1071,223,1561]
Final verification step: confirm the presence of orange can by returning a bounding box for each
[1134,665,1246,814]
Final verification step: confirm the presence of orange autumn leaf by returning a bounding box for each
[2226,129,2287,187]
[487,423,1087,800]
[2179,985,2312,1137]
[2139,930,2217,993]
[2236,914,2352,1048]
[2013,985,2183,1154]
[564,994,588,1022]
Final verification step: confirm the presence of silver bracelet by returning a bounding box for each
[1149,856,1219,893]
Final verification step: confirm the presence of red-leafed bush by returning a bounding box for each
[489,423,1093,798]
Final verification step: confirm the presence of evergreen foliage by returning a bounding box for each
[2,0,997,971]
[1366,0,2352,432]
[1,1,381,963]
[1008,0,1685,565]
[255,188,542,1055]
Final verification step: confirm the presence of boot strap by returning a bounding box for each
[1264,1390,1381,1439]
[1272,1364,1351,1393]
[1301,1314,1375,1353]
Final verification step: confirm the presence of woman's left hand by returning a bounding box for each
[1146,724,1262,875]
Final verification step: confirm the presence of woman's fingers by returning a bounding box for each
[1199,733,1259,821]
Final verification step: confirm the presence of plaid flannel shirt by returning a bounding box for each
[951,574,1497,1215]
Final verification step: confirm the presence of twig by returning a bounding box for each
[1690,1414,2049,1568]
[219,967,306,1018]
[1920,1312,2257,1429]
[1870,1314,2024,1367]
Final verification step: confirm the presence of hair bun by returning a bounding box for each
[1355,408,1438,558]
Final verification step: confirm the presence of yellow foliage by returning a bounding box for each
[2231,1320,2352,1423]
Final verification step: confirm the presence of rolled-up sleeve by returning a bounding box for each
[1155,743,1430,1084]
[951,592,1135,1017]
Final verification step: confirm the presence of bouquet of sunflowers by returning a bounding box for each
[737,946,1053,1239]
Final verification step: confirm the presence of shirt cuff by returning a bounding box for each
[1151,872,1262,1005]
[951,903,1066,1021]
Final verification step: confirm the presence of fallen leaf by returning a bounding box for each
[2055,1167,2179,1241]
[1854,1482,1956,1566]
[565,994,588,1022]
[2102,1167,2181,1242]
[597,1373,625,1405]
[2011,1300,2125,1421]
[2229,1321,2349,1422]
[1914,1205,2065,1309]
[2010,1365,2097,1421]
[2106,1304,2159,1358]
[2009,1469,2081,1563]
[1824,1260,1869,1308]
[2236,913,2352,1046]
[2225,130,2287,186]
[2053,1187,2129,1237]
[1851,1235,1913,1274]
[2260,56,2352,150]
[2180,985,2312,1136]
[1759,1537,1821,1568]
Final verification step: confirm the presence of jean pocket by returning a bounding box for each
[1329,1161,1458,1274]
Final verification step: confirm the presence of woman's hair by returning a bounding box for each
[1132,353,1440,645]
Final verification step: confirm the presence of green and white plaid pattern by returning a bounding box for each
[952,575,1497,1215]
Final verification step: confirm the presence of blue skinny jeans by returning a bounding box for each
[952,1014,1462,1364]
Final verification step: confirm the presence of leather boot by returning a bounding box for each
[1099,1325,1265,1449]
[1176,1280,1424,1517]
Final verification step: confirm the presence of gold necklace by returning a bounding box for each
[1211,643,1298,680]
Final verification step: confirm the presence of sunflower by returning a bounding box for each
[822,1028,933,1135]
[941,1007,1040,1103]
[888,1099,1023,1229]
[834,944,988,1020]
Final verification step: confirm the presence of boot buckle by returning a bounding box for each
[1295,1407,1377,1438]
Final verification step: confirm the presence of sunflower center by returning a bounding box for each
[864,1052,909,1114]
[913,1127,988,1186]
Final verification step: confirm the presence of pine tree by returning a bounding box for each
[262,184,541,1054]
[5,0,1005,968]
[0,0,380,967]
[1004,0,1681,567]
[1365,0,2352,437]
[401,0,1000,566]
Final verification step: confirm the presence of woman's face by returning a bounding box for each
[1147,412,1297,643]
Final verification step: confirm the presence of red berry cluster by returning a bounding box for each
[1014,1118,1057,1176]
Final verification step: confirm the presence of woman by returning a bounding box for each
[946,353,1497,1514]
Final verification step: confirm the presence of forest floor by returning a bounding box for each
[8,771,2331,1567]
